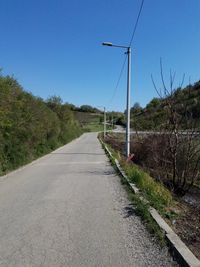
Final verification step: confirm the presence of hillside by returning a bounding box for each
[74,110,126,132]
[74,111,103,132]
[131,81,200,130]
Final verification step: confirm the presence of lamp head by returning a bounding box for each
[102,42,113,46]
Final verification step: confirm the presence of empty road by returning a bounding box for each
[0,133,174,266]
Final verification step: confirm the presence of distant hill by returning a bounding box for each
[74,111,102,125]
[131,81,200,130]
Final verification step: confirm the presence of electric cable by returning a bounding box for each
[129,0,145,47]
[106,0,145,111]
[106,54,127,108]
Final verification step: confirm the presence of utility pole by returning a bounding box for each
[102,42,131,157]
[126,47,131,157]
[104,107,106,138]
[112,114,114,130]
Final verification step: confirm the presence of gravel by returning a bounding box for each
[104,161,176,267]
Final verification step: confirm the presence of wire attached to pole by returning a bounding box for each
[129,0,145,47]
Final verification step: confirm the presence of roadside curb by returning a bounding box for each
[99,138,200,267]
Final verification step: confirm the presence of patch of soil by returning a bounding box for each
[171,200,200,260]
[183,186,200,208]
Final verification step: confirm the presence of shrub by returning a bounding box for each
[0,75,82,175]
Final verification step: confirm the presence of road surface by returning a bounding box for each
[0,133,174,266]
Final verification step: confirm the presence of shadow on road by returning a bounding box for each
[86,169,116,176]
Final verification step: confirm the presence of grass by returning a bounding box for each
[82,122,104,132]
[117,163,166,246]
[121,160,173,214]
[83,123,113,132]
[74,111,103,130]
[129,193,166,245]
[74,111,112,132]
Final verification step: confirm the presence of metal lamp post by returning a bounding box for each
[103,106,106,139]
[102,42,131,157]
[97,106,106,138]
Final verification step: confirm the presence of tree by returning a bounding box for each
[79,105,100,113]
[149,60,200,195]
[131,102,142,113]
[146,98,160,109]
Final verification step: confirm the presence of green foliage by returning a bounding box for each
[120,161,173,212]
[131,81,200,130]
[115,113,126,126]
[78,105,100,113]
[82,123,104,132]
[74,111,102,125]
[130,102,142,113]
[0,75,82,175]
[146,98,161,109]
[73,111,103,132]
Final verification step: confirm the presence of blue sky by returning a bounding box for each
[0,0,200,111]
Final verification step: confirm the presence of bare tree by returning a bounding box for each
[149,60,200,195]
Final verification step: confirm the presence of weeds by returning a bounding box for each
[121,160,173,214]
[120,174,166,246]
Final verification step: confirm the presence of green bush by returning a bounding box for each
[0,75,83,175]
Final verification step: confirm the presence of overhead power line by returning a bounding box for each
[129,0,145,47]
[106,0,145,110]
[107,54,127,108]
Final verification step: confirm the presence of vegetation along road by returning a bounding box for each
[0,133,175,267]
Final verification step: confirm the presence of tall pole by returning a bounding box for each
[112,114,114,130]
[102,42,131,157]
[104,107,106,138]
[126,47,131,157]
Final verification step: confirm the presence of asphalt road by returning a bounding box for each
[0,133,174,267]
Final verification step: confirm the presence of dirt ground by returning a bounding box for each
[171,196,200,260]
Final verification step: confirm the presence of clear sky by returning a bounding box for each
[0,0,200,111]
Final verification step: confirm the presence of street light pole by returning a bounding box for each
[97,106,106,138]
[126,47,131,157]
[112,114,114,130]
[102,42,131,157]
[104,107,106,138]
